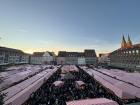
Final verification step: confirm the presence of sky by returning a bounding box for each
[0,0,140,55]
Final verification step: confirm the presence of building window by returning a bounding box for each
[136,50,138,53]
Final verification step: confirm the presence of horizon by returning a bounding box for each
[0,0,140,55]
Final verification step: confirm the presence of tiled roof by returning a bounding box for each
[48,52,55,56]
[32,51,55,57]
[58,51,67,57]
[84,49,97,57]
[133,43,140,47]
[0,46,24,54]
[32,52,45,57]
[58,50,97,57]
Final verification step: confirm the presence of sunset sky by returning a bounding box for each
[0,0,140,55]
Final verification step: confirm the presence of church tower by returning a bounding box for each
[121,35,127,49]
[127,34,133,48]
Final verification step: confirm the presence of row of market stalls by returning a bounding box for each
[2,64,139,105]
[80,66,140,105]
[25,65,119,105]
[0,65,53,91]
[1,65,60,105]
[0,65,57,91]
[96,68,140,88]
[51,65,120,105]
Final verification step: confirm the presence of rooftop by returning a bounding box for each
[58,49,97,57]
[0,46,24,54]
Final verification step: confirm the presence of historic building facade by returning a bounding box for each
[0,47,30,66]
[57,49,97,65]
[98,53,110,65]
[109,35,140,71]
[30,51,56,65]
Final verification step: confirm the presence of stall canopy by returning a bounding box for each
[53,81,64,87]
[66,98,119,105]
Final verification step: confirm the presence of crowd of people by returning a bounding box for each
[23,66,125,105]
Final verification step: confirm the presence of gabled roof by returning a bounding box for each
[48,52,56,56]
[58,50,97,57]
[32,52,45,57]
[66,52,79,57]
[58,51,67,57]
[32,51,55,57]
[58,51,78,57]
[84,49,97,57]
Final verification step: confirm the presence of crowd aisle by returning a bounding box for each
[24,65,99,105]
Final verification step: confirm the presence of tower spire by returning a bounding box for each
[121,35,127,49]
[127,34,132,48]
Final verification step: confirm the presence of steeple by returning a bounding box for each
[127,34,132,48]
[121,35,127,49]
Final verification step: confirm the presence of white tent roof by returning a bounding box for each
[66,98,119,105]
[53,81,64,87]
[2,66,59,105]
[80,67,140,99]
[0,65,44,91]
[61,65,79,73]
[98,69,140,87]
[75,81,85,86]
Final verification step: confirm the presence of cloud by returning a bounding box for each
[18,29,28,33]
[37,40,48,44]
[0,33,7,36]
